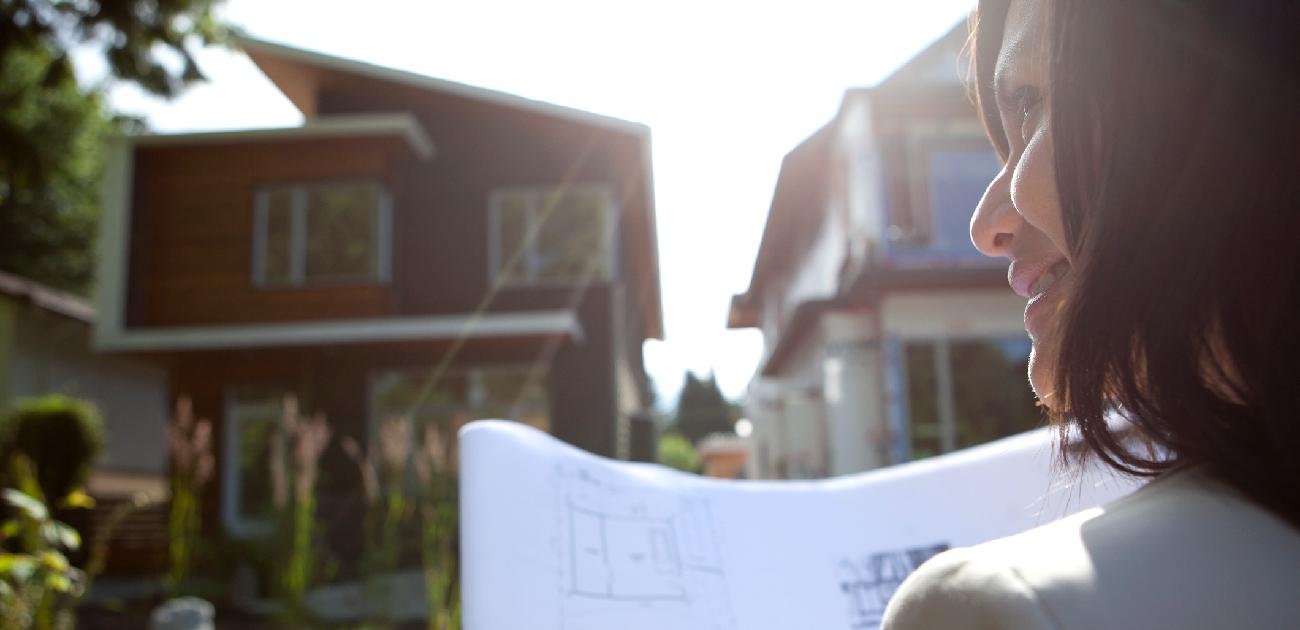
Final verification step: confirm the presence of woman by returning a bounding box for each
[881,1,1300,628]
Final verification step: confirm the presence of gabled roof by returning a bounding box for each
[876,20,973,91]
[728,122,834,327]
[729,20,972,330]
[239,36,650,136]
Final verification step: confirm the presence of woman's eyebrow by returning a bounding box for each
[993,70,1017,116]
[992,40,1022,115]
[992,32,1036,116]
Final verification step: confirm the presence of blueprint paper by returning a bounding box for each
[459,420,1140,630]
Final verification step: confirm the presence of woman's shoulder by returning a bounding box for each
[882,467,1300,630]
[880,508,1094,630]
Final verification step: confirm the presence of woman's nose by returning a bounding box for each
[970,162,1021,257]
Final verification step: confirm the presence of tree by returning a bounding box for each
[673,372,734,445]
[0,0,228,293]
[0,47,117,293]
[657,431,699,474]
[2,0,228,99]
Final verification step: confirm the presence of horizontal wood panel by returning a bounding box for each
[128,137,402,327]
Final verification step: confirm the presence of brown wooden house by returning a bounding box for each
[95,37,662,544]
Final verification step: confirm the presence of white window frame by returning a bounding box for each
[486,184,618,287]
[252,179,393,287]
[893,122,991,248]
[220,388,286,539]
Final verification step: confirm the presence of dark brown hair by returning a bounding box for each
[973,0,1300,527]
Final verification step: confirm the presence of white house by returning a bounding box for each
[728,23,1038,479]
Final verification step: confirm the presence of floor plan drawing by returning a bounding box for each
[837,543,950,630]
[553,464,735,630]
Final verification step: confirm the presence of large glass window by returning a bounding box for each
[222,388,288,537]
[489,185,614,286]
[253,180,391,286]
[903,337,1040,460]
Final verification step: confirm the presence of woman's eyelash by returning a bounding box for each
[1013,86,1042,118]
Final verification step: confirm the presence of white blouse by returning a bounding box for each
[881,466,1300,629]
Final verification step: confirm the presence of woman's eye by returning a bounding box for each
[1016,87,1043,142]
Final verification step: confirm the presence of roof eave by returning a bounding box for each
[124,112,436,160]
[237,35,650,136]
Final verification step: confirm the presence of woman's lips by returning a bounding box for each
[1023,262,1070,337]
[1009,258,1070,337]
[1008,258,1068,299]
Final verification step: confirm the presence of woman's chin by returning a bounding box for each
[1028,345,1059,410]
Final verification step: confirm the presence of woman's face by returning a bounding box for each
[971,0,1073,407]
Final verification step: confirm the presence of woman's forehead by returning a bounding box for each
[995,0,1050,104]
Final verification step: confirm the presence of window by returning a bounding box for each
[903,337,1039,460]
[488,185,615,285]
[369,364,551,475]
[887,128,999,259]
[253,180,392,286]
[221,388,289,537]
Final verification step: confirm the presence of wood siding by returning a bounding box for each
[127,137,405,327]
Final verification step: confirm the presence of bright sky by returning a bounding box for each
[80,0,975,409]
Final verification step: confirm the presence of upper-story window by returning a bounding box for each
[887,125,999,261]
[488,185,615,286]
[252,180,392,287]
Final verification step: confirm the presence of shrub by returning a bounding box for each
[0,395,105,503]
[658,431,700,473]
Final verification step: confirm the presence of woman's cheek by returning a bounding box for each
[1009,126,1067,250]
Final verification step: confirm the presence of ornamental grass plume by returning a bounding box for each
[378,414,412,480]
[342,436,379,506]
[166,397,215,488]
[293,413,331,502]
[269,396,333,619]
[416,420,458,630]
[413,421,448,487]
[165,396,214,594]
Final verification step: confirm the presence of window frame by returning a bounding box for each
[887,121,992,249]
[220,387,288,539]
[251,179,393,288]
[896,334,1036,461]
[486,184,618,288]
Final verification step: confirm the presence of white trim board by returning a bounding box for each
[239,35,649,137]
[220,389,280,539]
[96,311,584,352]
[96,139,134,349]
[126,112,435,160]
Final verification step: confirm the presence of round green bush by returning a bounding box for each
[0,394,105,502]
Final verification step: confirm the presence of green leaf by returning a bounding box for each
[39,550,69,573]
[0,520,20,539]
[0,553,37,581]
[53,523,80,550]
[45,572,72,593]
[60,489,96,510]
[41,522,61,546]
[1,489,47,521]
